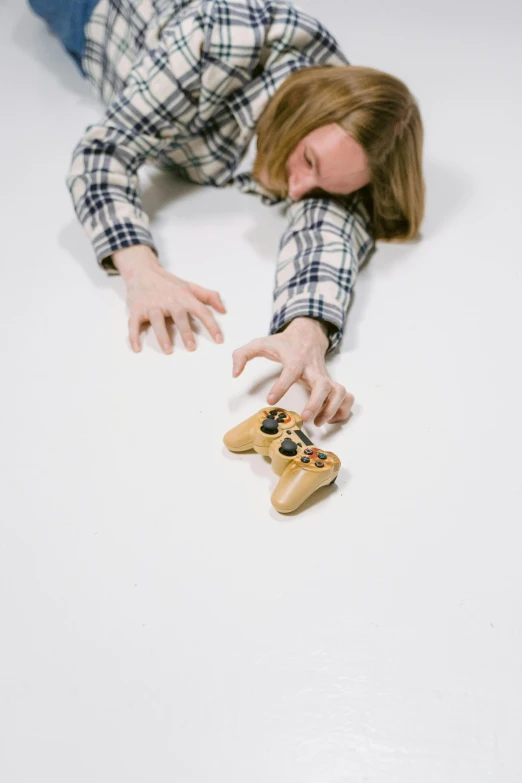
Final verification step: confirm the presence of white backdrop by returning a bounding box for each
[1,1,521,780]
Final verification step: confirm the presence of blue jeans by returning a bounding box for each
[28,0,100,72]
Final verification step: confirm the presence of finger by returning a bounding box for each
[189,284,227,314]
[170,307,195,351]
[149,309,172,354]
[128,314,145,352]
[302,378,332,423]
[232,338,267,377]
[314,383,348,426]
[328,392,355,424]
[189,301,224,344]
[266,364,301,406]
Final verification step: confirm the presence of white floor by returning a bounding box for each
[2,1,522,780]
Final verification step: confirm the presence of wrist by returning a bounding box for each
[282,316,330,351]
[111,244,161,282]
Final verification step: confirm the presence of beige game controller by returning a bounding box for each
[223,407,341,513]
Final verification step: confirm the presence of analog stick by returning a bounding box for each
[279,438,298,457]
[261,418,279,435]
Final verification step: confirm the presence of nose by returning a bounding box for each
[287,165,316,200]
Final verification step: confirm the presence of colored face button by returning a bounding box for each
[304,448,313,455]
[301,456,310,463]
[317,452,327,460]
[315,461,324,468]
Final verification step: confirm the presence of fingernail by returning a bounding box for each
[216,333,224,343]
[267,394,276,404]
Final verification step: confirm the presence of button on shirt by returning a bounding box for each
[68,0,375,351]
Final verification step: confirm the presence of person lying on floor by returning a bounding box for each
[28,0,425,426]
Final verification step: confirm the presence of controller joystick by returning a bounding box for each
[279,438,298,457]
[261,417,279,435]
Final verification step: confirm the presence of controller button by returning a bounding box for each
[304,448,313,455]
[315,461,324,468]
[261,418,279,435]
[279,438,298,457]
[318,452,327,460]
[301,456,310,464]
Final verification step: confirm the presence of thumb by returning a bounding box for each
[232,338,266,377]
[189,283,226,313]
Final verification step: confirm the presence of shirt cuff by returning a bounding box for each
[91,220,157,275]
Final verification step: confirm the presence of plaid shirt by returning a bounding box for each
[67,0,375,351]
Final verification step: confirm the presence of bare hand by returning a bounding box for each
[232,317,354,426]
[112,245,226,353]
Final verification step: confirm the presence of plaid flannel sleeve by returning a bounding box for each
[269,193,375,353]
[66,42,199,273]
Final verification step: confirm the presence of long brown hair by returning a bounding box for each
[252,65,425,242]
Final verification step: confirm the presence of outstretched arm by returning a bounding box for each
[67,39,225,352]
[232,193,375,426]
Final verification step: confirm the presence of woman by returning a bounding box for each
[28,0,425,426]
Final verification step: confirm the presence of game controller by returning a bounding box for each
[223,407,341,513]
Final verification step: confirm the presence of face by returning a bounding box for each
[262,123,370,201]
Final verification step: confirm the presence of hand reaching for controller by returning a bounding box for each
[232,317,354,427]
[112,245,226,352]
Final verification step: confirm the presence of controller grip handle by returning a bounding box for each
[271,464,335,513]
